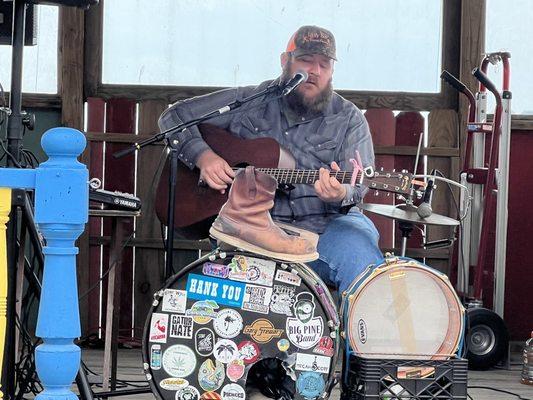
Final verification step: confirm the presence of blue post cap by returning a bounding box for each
[41,127,86,168]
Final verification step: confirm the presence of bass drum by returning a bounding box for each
[340,256,465,361]
[143,250,340,400]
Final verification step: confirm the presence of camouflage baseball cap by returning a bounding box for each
[286,25,337,60]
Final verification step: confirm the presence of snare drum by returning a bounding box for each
[143,250,340,400]
[340,256,465,360]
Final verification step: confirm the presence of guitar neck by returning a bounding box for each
[232,167,361,185]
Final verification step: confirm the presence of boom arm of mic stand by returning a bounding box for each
[113,84,281,160]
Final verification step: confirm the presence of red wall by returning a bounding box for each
[504,130,533,340]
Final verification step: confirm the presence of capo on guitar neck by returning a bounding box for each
[349,150,374,186]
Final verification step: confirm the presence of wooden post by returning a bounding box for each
[0,127,88,398]
[33,127,88,399]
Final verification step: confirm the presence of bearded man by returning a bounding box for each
[159,26,382,293]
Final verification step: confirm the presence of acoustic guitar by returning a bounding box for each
[155,124,413,239]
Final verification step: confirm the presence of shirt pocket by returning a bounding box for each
[305,134,340,165]
[236,115,272,138]
[304,115,343,164]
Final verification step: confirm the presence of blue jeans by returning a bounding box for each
[307,209,383,294]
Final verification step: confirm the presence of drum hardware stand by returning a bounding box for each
[114,82,293,279]
[440,52,511,369]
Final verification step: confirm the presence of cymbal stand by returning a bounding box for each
[398,221,414,257]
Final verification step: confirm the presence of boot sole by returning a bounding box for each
[209,227,319,263]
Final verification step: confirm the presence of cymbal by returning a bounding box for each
[360,203,459,226]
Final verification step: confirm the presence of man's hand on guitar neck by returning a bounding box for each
[314,161,347,203]
[196,149,235,194]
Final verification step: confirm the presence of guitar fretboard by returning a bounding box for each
[247,168,362,185]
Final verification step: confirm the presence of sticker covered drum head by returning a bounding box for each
[143,251,340,400]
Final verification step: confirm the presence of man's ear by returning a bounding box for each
[280,52,289,68]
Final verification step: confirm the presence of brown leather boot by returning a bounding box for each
[209,166,318,262]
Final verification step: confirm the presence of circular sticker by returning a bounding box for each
[186,300,220,324]
[226,359,245,382]
[198,359,225,392]
[200,392,222,400]
[176,386,200,400]
[162,345,196,377]
[221,383,246,400]
[214,309,243,339]
[246,266,260,281]
[214,339,239,364]
[160,377,189,391]
[237,341,260,364]
[277,339,290,352]
[296,372,325,400]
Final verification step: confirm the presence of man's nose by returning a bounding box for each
[308,62,321,76]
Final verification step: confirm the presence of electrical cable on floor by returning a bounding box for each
[468,386,532,400]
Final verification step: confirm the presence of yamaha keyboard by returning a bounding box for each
[89,187,141,211]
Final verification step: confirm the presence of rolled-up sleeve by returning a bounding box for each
[158,87,241,169]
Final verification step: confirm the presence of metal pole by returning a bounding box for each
[6,0,26,166]
[493,57,512,317]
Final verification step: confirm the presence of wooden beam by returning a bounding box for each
[84,0,103,98]
[84,131,165,144]
[93,84,458,112]
[441,0,462,110]
[59,7,85,129]
[89,236,211,251]
[375,146,459,157]
[2,93,61,109]
[459,0,486,165]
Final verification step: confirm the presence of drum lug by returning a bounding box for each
[384,253,399,265]
[330,331,337,339]
[152,289,164,306]
[340,331,346,339]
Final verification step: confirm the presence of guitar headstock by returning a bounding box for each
[362,169,422,195]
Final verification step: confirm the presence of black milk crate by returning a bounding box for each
[341,354,468,400]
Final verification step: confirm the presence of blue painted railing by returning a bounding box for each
[0,127,88,399]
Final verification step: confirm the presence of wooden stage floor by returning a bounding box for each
[71,347,533,400]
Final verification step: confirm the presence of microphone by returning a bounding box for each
[417,178,435,219]
[281,71,308,96]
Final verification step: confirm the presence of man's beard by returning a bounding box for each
[281,67,333,116]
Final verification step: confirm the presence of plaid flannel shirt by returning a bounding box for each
[158,79,375,233]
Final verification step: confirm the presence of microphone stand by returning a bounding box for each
[114,84,283,278]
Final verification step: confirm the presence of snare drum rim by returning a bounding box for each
[341,257,465,359]
[141,249,341,400]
